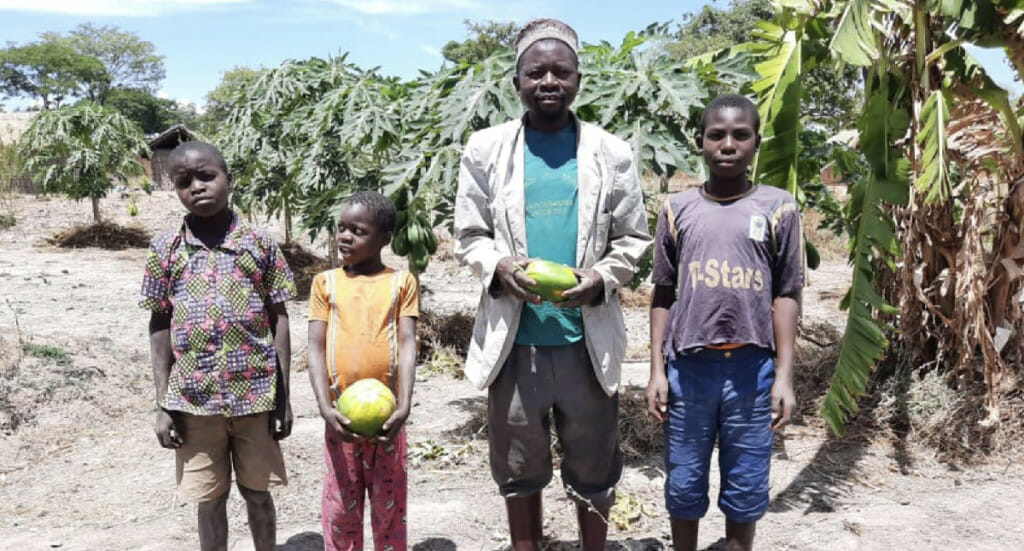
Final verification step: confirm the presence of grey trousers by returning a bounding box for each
[487,342,622,510]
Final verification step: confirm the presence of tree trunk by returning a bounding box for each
[328,227,339,268]
[284,204,293,244]
[91,196,101,223]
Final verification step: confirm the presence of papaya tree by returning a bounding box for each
[218,56,405,266]
[18,101,149,222]
[216,61,321,245]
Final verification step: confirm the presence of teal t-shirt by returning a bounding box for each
[515,124,584,346]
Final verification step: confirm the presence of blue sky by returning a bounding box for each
[0,0,1020,110]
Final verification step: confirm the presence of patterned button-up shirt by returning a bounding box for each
[140,211,296,417]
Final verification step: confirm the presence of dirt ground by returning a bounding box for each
[1,191,1022,551]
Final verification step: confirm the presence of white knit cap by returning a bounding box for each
[514,18,579,62]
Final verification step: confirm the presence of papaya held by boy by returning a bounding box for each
[454,18,651,551]
[646,94,804,551]
[141,141,296,551]
[306,191,419,551]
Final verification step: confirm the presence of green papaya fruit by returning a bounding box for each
[392,187,409,210]
[412,254,430,273]
[392,229,410,256]
[523,260,578,303]
[805,240,821,270]
[424,228,438,254]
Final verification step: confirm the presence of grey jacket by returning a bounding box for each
[454,115,652,395]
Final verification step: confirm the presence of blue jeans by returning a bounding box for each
[664,346,774,522]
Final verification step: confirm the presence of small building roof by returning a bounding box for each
[147,124,199,151]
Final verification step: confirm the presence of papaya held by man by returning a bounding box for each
[453,17,652,551]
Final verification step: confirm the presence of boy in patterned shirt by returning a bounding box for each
[140,141,296,551]
[306,191,419,551]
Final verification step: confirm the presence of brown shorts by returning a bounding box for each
[487,342,622,510]
[175,412,287,503]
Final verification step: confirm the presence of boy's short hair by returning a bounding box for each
[168,141,229,173]
[344,190,397,233]
[700,94,760,134]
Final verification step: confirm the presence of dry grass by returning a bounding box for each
[280,241,330,299]
[793,321,842,424]
[0,335,102,435]
[619,284,651,308]
[49,222,151,250]
[618,386,663,463]
[874,368,1024,465]
[417,310,474,367]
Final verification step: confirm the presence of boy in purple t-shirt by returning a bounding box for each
[646,94,803,551]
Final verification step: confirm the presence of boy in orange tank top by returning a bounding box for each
[306,191,419,551]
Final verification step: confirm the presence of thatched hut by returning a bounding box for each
[144,124,198,190]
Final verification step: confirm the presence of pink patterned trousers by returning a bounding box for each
[322,428,407,551]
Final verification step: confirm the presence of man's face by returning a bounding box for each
[700,106,760,180]
[514,39,580,128]
[170,149,231,218]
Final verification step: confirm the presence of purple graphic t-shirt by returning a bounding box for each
[651,185,804,358]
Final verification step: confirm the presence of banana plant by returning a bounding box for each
[745,0,1024,434]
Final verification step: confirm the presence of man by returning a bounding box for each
[454,18,651,551]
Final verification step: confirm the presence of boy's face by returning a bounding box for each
[170,149,231,218]
[700,106,760,180]
[336,203,390,268]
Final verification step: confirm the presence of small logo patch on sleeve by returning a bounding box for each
[749,215,767,241]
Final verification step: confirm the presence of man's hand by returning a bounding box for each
[376,406,411,444]
[771,377,796,431]
[271,400,293,441]
[320,406,365,443]
[494,256,542,304]
[155,409,183,449]
[557,268,604,308]
[645,374,669,423]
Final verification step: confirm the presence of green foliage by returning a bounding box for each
[441,20,518,65]
[106,88,197,134]
[42,23,165,104]
[23,343,72,366]
[670,0,775,59]
[820,76,910,435]
[216,56,403,248]
[828,0,883,66]
[0,40,107,109]
[576,24,713,179]
[381,49,520,273]
[671,0,861,133]
[747,19,804,199]
[200,66,263,135]
[915,89,952,204]
[17,102,149,221]
[798,131,858,236]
